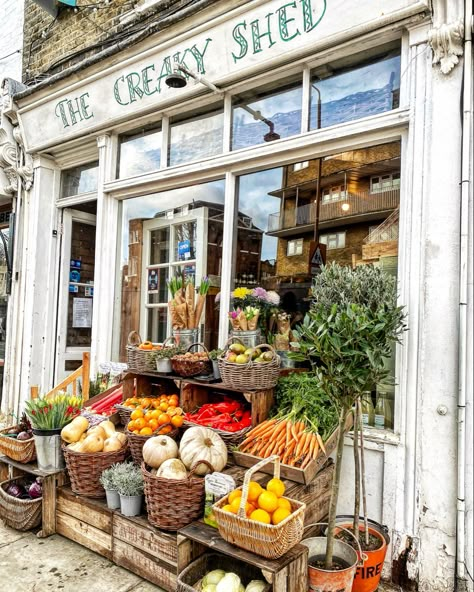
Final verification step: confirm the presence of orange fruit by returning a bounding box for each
[228,490,241,505]
[141,397,152,409]
[159,425,172,434]
[246,502,257,517]
[148,419,159,431]
[230,497,243,513]
[144,410,153,420]
[140,427,153,436]
[133,429,140,434]
[257,491,279,513]
[222,504,234,513]
[247,481,263,503]
[127,420,136,431]
[150,409,160,419]
[158,413,171,426]
[277,498,292,511]
[250,509,271,524]
[134,418,146,430]
[152,400,161,409]
[130,408,144,420]
[174,407,183,416]
[159,401,169,412]
[171,415,184,428]
[266,478,285,498]
[170,395,179,405]
[272,507,291,525]
[167,406,177,416]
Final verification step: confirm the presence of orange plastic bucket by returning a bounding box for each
[334,522,388,592]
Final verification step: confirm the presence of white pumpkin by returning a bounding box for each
[157,458,188,480]
[179,426,227,475]
[143,435,179,468]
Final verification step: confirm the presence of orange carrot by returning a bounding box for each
[316,433,327,456]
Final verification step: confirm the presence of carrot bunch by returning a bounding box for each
[238,417,327,468]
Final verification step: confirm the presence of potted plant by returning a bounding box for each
[24,393,83,471]
[99,464,121,509]
[208,349,223,380]
[293,263,406,592]
[114,461,144,516]
[155,345,183,373]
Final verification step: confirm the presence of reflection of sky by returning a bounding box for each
[238,168,282,261]
[311,56,400,105]
[169,112,224,166]
[121,180,225,266]
[119,131,162,178]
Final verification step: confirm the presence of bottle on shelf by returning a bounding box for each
[374,391,394,430]
[360,392,375,427]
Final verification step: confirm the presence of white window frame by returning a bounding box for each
[322,185,347,203]
[370,172,401,194]
[287,238,304,256]
[320,231,346,250]
[292,161,309,171]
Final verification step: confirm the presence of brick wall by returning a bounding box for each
[0,0,24,82]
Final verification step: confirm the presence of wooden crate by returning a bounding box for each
[179,521,308,592]
[56,488,113,559]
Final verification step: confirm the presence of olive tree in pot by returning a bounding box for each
[293,263,406,591]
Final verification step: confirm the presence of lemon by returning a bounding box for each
[257,490,279,513]
[250,508,271,524]
[272,507,291,525]
[266,477,285,498]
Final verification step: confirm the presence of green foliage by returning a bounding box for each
[24,393,83,430]
[108,461,143,496]
[154,345,184,360]
[208,348,223,361]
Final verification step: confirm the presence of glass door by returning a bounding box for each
[141,208,207,342]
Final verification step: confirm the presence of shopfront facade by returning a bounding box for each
[0,0,472,590]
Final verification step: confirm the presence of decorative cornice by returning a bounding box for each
[0,103,34,195]
[428,20,464,74]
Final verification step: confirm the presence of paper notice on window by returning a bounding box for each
[72,298,93,328]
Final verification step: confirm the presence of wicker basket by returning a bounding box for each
[126,331,158,373]
[115,404,133,426]
[177,552,271,592]
[0,477,42,531]
[142,459,214,531]
[171,343,212,378]
[182,420,251,453]
[127,423,178,464]
[213,455,306,559]
[218,338,281,391]
[63,443,129,498]
[0,426,36,463]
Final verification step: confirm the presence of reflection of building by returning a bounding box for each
[267,143,401,286]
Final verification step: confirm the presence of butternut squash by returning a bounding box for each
[81,434,104,453]
[103,436,123,452]
[61,416,89,443]
[113,432,127,445]
[87,425,106,439]
[100,420,116,438]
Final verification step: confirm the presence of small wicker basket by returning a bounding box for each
[127,423,178,465]
[126,331,158,373]
[63,443,129,498]
[177,552,271,592]
[213,455,306,559]
[0,427,36,464]
[218,338,281,391]
[171,343,212,378]
[115,404,134,427]
[0,477,42,531]
[142,459,214,531]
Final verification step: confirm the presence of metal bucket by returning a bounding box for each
[173,329,199,350]
[32,429,65,471]
[278,351,297,368]
[301,537,359,592]
[230,329,261,348]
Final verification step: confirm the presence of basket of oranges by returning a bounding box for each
[213,455,306,559]
[125,394,184,464]
[126,331,161,373]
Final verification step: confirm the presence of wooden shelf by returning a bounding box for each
[0,455,64,478]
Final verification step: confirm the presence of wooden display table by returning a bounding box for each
[179,521,308,592]
[0,455,67,538]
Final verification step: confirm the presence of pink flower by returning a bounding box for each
[252,287,268,300]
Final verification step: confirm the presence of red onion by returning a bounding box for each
[28,479,42,499]
[5,483,25,498]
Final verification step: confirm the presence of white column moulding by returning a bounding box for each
[90,134,119,374]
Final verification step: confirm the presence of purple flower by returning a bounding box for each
[252,287,268,301]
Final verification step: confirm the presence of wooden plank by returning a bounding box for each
[57,487,113,533]
[38,473,57,537]
[287,547,308,592]
[82,352,90,401]
[122,374,135,400]
[0,455,64,478]
[31,386,39,400]
[136,375,153,397]
[179,521,307,573]
[113,538,177,592]
[57,510,113,560]
[233,450,318,485]
[247,389,274,427]
[273,566,289,592]
[114,513,178,567]
[177,533,207,572]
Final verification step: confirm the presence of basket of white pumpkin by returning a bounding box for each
[141,426,228,531]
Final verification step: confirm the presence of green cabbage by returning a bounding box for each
[202,570,226,587]
[216,572,242,592]
[245,581,268,592]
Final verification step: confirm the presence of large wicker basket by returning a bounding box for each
[63,443,129,498]
[182,420,251,453]
[115,404,133,426]
[142,460,214,531]
[0,426,36,463]
[127,423,178,464]
[213,455,306,559]
[126,331,157,373]
[177,553,271,592]
[218,339,281,391]
[171,343,212,378]
[0,477,42,531]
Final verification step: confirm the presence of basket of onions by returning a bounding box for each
[0,476,43,531]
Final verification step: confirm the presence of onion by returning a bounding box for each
[5,483,25,498]
[28,479,42,499]
[17,431,32,441]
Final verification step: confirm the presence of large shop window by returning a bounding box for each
[225,141,401,431]
[117,179,225,358]
[168,107,224,166]
[232,80,302,150]
[118,126,162,178]
[310,50,400,130]
[61,162,99,197]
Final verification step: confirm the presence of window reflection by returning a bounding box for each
[61,162,99,197]
[118,127,161,178]
[232,84,302,151]
[169,109,224,166]
[310,54,401,130]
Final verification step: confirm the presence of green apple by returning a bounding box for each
[235,354,249,364]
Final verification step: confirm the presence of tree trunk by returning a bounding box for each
[359,402,370,546]
[353,399,360,541]
[325,405,349,568]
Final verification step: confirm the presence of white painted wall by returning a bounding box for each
[0,0,23,83]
